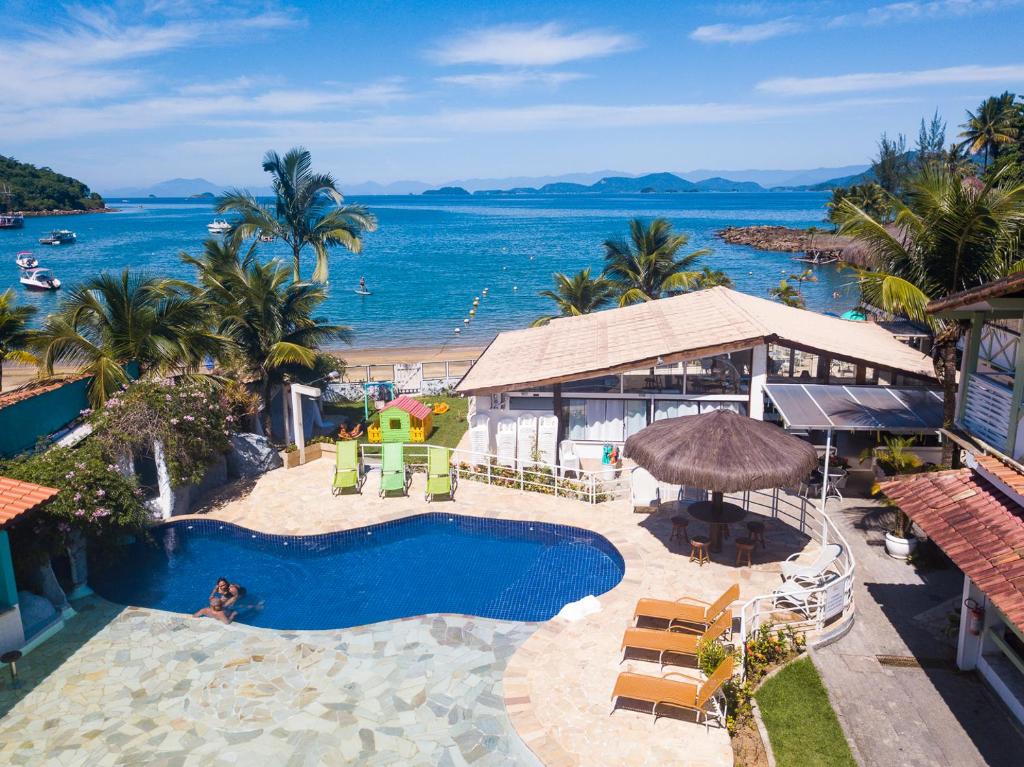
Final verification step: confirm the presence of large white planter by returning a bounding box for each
[885,532,918,560]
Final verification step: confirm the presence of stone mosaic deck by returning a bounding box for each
[0,458,821,765]
[0,603,539,766]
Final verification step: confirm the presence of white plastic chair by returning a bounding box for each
[559,440,580,478]
[630,467,661,510]
[781,544,843,585]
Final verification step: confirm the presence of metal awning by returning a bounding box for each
[764,384,944,432]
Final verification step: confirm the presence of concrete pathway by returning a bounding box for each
[814,497,1024,767]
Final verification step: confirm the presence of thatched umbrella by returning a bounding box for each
[624,409,817,521]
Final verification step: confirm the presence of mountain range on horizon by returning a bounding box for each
[100,163,871,198]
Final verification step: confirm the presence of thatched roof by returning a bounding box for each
[623,409,818,493]
[456,286,935,395]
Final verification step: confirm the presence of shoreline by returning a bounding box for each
[12,207,116,218]
[1,345,486,393]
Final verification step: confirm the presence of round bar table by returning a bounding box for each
[686,499,747,553]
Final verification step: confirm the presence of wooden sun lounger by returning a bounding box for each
[611,656,734,730]
[633,583,739,631]
[620,609,733,668]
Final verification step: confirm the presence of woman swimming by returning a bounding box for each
[209,577,243,608]
[194,596,236,624]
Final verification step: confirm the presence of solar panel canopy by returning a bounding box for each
[764,384,944,432]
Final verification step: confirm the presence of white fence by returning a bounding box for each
[356,442,631,503]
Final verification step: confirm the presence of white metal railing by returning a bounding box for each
[980,323,1019,374]
[356,442,631,503]
[735,495,856,676]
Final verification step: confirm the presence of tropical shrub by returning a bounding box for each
[90,380,231,486]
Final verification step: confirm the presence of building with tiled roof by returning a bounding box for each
[878,276,1024,725]
[0,476,60,655]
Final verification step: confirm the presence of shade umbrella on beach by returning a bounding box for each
[624,409,818,551]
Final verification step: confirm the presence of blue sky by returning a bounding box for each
[2,0,1023,188]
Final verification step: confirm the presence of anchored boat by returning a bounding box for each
[207,219,232,234]
[38,229,76,245]
[15,251,38,269]
[20,267,61,290]
[0,214,24,229]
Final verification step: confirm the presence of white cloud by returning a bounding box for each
[436,71,586,90]
[431,23,636,67]
[829,0,1021,28]
[690,19,802,43]
[758,63,1024,96]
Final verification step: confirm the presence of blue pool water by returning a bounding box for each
[91,514,625,630]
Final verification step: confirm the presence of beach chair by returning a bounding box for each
[633,583,739,631]
[610,656,733,730]
[379,443,411,497]
[332,440,364,495]
[781,543,843,585]
[425,445,457,502]
[620,609,733,669]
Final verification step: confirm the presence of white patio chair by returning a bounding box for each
[559,439,581,478]
[630,467,661,511]
[781,543,843,585]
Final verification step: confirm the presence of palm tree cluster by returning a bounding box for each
[833,165,1024,465]
[532,218,718,326]
[960,92,1020,169]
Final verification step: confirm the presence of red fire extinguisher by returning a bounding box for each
[965,598,985,636]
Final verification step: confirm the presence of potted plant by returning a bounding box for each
[861,436,922,559]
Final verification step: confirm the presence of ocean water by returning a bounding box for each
[91,514,625,630]
[2,193,854,348]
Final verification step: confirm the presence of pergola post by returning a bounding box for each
[819,428,832,545]
[749,344,767,420]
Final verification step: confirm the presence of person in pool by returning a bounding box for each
[209,577,243,608]
[194,595,236,624]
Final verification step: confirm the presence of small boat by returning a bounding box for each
[38,229,76,245]
[15,251,38,269]
[20,268,61,290]
[207,219,232,234]
[0,213,24,229]
[258,233,275,242]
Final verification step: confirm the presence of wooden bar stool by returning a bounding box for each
[735,538,755,567]
[670,516,689,545]
[746,521,766,549]
[689,535,710,566]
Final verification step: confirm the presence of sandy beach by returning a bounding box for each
[0,345,486,393]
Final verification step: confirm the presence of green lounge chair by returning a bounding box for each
[379,443,410,497]
[332,440,363,495]
[425,446,457,502]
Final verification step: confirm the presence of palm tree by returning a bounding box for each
[217,147,377,283]
[32,271,222,407]
[183,239,352,439]
[603,218,710,305]
[768,279,804,308]
[531,267,615,326]
[690,266,733,289]
[0,288,37,391]
[960,93,1019,168]
[833,166,1024,465]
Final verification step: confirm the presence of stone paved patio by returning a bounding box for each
[0,602,539,766]
[0,458,823,765]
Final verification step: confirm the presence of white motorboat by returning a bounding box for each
[20,267,61,290]
[38,229,76,245]
[15,251,38,269]
[207,219,232,234]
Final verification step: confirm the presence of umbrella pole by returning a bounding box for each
[711,491,724,514]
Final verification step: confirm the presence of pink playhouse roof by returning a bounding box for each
[385,395,432,420]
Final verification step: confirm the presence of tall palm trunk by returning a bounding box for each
[260,378,274,442]
[291,243,302,282]
[934,322,966,468]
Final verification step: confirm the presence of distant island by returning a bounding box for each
[422,186,471,196]
[0,155,106,213]
[187,191,216,199]
[459,171,835,196]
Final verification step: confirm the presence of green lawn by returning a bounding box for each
[754,657,856,767]
[324,395,469,450]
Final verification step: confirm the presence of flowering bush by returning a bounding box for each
[1,440,148,563]
[91,379,232,486]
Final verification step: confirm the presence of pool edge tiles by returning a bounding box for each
[91,512,626,631]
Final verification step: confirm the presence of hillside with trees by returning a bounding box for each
[0,155,105,212]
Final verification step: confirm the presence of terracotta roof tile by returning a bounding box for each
[0,375,89,411]
[0,476,59,527]
[880,469,1024,630]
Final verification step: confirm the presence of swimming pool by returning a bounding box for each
[91,514,625,630]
